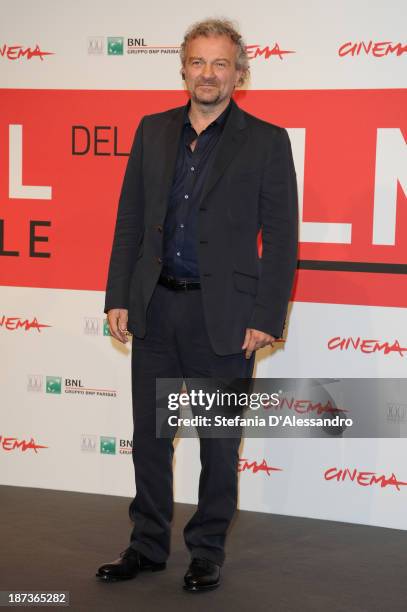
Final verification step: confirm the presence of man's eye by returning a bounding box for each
[216,62,226,68]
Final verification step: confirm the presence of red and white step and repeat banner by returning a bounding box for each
[1,0,406,530]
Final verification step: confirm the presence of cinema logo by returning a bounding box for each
[0,315,51,332]
[0,435,48,453]
[325,467,407,491]
[338,40,407,57]
[268,396,348,416]
[246,43,295,60]
[327,337,407,357]
[0,43,54,61]
[27,375,117,397]
[238,458,282,476]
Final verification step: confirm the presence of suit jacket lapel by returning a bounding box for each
[199,98,248,207]
[155,106,185,221]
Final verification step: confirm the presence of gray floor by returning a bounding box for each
[1,485,407,611]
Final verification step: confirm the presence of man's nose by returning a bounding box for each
[201,62,215,78]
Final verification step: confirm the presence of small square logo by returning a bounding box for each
[100,436,116,454]
[88,37,104,55]
[46,376,62,394]
[107,37,124,55]
[27,374,43,392]
[387,403,407,423]
[103,319,111,336]
[84,317,100,335]
[81,434,97,452]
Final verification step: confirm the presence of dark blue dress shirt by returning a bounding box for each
[162,99,232,280]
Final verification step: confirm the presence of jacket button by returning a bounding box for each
[156,256,162,264]
[156,224,163,232]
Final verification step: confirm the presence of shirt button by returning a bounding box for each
[180,224,184,228]
[184,194,189,199]
[191,166,195,172]
[176,251,181,256]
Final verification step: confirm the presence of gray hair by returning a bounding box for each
[180,18,250,87]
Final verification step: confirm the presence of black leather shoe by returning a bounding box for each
[183,557,221,592]
[96,547,166,581]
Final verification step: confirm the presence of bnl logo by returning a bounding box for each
[100,436,116,454]
[107,37,123,55]
[46,376,62,394]
[103,319,111,336]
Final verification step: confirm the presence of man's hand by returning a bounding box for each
[242,328,276,359]
[107,308,130,344]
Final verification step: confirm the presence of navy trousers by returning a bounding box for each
[128,282,255,566]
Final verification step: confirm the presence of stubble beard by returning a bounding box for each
[191,85,224,108]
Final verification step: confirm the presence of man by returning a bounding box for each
[96,18,298,592]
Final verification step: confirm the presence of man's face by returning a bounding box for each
[183,34,242,106]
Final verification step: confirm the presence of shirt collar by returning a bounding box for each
[183,98,233,129]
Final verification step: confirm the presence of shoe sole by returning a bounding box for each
[183,582,220,593]
[96,573,134,582]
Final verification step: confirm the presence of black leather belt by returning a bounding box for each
[158,274,201,291]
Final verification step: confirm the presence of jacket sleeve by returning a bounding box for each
[248,127,298,338]
[103,117,145,314]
